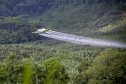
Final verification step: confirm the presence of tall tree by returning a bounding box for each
[6,53,23,83]
[43,57,69,84]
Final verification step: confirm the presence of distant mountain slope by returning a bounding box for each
[36,3,126,42]
[39,4,109,31]
[88,9,126,42]
[0,1,126,44]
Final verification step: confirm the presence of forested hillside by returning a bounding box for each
[0,0,126,16]
[0,0,126,43]
[0,0,126,84]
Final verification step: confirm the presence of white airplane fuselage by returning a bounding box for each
[32,28,51,34]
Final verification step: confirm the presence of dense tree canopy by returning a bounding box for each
[0,15,43,44]
[0,53,69,84]
[0,0,126,44]
[74,48,126,84]
[0,0,126,84]
[0,0,126,16]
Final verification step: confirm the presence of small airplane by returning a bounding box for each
[32,28,51,34]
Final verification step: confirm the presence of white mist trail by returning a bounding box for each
[39,31,126,48]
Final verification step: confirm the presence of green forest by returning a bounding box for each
[0,0,126,84]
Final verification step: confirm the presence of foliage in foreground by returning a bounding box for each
[0,44,126,84]
[0,54,69,84]
[74,48,126,84]
[43,58,69,84]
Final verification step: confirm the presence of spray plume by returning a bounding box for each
[39,31,126,48]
